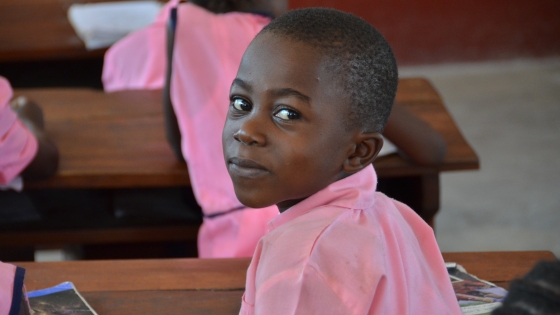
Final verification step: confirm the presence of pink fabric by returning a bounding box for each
[0,77,38,185]
[240,166,462,315]
[102,2,278,258]
[102,0,178,91]
[0,262,17,315]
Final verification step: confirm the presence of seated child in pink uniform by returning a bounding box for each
[222,8,462,314]
[0,77,58,187]
[103,0,287,258]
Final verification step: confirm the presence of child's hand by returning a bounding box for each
[10,96,45,131]
[9,96,60,179]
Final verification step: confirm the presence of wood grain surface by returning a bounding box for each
[442,251,557,287]
[17,251,555,292]
[15,78,478,189]
[0,0,103,62]
[15,251,556,315]
[14,88,191,189]
[0,0,166,62]
[18,257,250,292]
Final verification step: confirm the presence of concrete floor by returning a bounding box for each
[400,58,560,257]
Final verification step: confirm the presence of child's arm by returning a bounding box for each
[10,97,59,179]
[382,102,446,166]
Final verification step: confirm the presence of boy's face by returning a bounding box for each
[222,33,357,212]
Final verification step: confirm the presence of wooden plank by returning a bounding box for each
[14,89,191,189]
[15,251,554,314]
[442,251,557,284]
[16,251,555,293]
[81,290,243,315]
[0,0,101,62]
[17,258,251,292]
[0,0,164,62]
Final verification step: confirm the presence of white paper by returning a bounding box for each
[68,1,163,50]
[0,176,23,191]
[378,136,397,157]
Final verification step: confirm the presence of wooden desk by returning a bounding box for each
[14,78,478,190]
[0,0,165,88]
[13,77,477,225]
[1,78,478,250]
[15,251,556,315]
[0,0,130,62]
[16,88,190,189]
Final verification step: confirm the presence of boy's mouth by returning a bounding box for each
[228,157,269,178]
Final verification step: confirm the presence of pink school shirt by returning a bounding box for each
[102,2,278,258]
[0,262,25,315]
[0,77,38,185]
[240,166,462,315]
[101,0,176,91]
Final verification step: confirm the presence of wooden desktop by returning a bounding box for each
[0,0,143,63]
[15,251,556,315]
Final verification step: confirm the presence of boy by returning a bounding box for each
[222,8,462,314]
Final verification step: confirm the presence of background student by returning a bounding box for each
[102,0,445,259]
[103,0,287,258]
[0,77,58,188]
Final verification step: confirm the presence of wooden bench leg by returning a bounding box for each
[419,172,440,230]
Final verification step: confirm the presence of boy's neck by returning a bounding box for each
[276,172,354,213]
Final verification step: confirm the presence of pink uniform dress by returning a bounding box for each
[102,2,278,258]
[0,261,26,315]
[240,166,462,315]
[0,77,38,186]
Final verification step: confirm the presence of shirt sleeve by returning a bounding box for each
[0,261,26,315]
[101,0,182,92]
[242,263,361,315]
[0,78,39,185]
[246,215,388,315]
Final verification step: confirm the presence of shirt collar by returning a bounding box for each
[267,166,378,232]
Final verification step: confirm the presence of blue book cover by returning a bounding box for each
[27,282,97,315]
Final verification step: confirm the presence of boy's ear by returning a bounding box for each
[343,132,383,173]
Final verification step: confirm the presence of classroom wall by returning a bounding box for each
[289,0,560,65]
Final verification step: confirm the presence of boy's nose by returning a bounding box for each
[233,117,266,147]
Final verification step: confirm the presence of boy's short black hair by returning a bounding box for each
[261,8,398,132]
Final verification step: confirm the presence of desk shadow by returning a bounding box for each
[0,187,202,261]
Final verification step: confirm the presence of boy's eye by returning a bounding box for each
[232,98,251,111]
[274,108,300,121]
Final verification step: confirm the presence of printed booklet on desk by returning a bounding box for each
[446,263,508,315]
[26,282,98,315]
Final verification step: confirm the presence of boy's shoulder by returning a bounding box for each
[273,192,433,266]
[265,203,389,264]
